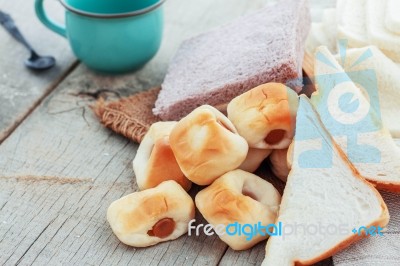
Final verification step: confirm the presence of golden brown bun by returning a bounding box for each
[107,181,195,247]
[227,83,299,149]
[195,170,281,250]
[133,122,191,191]
[239,148,272,173]
[269,148,291,182]
[170,105,248,185]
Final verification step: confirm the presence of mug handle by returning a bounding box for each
[35,0,67,38]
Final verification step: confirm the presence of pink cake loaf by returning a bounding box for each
[153,0,311,121]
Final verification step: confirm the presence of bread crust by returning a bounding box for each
[133,122,191,191]
[196,170,281,250]
[169,105,248,185]
[368,180,400,193]
[227,83,299,149]
[239,148,272,173]
[291,135,389,265]
[312,46,400,192]
[146,137,191,191]
[107,181,195,247]
[263,96,389,265]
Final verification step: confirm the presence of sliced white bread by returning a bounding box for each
[335,0,345,23]
[334,46,400,138]
[322,8,338,53]
[385,0,400,34]
[306,8,337,54]
[262,96,389,266]
[308,0,336,22]
[312,46,400,192]
[306,23,335,54]
[366,0,400,62]
[305,23,322,54]
[337,0,369,48]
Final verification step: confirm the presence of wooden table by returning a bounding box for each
[0,0,332,265]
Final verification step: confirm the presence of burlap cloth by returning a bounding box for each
[92,87,161,143]
[92,88,399,266]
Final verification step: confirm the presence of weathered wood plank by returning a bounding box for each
[220,244,333,266]
[220,242,266,266]
[0,0,76,142]
[0,0,270,265]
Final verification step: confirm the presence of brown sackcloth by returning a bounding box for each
[92,87,161,143]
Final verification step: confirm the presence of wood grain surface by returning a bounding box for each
[0,0,308,265]
[0,0,76,143]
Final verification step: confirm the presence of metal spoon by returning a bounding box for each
[0,10,55,70]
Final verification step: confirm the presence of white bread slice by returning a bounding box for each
[335,0,345,23]
[322,8,338,53]
[262,96,389,266]
[366,0,400,62]
[334,46,400,138]
[305,23,321,54]
[306,23,321,54]
[306,22,335,54]
[306,8,337,54]
[385,0,400,34]
[312,46,400,191]
[337,0,368,48]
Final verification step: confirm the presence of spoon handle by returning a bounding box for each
[0,10,35,52]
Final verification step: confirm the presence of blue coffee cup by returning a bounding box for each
[35,0,165,73]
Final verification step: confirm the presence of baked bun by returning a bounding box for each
[269,148,291,182]
[227,83,299,149]
[239,148,272,173]
[169,105,248,185]
[133,122,191,191]
[107,181,195,247]
[195,169,281,250]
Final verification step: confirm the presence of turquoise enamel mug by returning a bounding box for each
[35,0,165,73]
